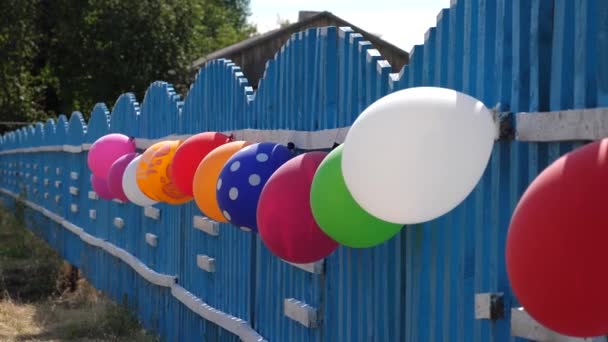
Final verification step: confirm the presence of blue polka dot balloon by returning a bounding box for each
[216,142,293,232]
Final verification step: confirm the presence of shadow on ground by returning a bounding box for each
[0,207,157,342]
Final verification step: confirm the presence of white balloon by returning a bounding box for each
[122,155,158,207]
[341,87,496,224]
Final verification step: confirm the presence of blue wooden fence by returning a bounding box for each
[1,0,606,341]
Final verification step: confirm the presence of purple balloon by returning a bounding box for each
[91,174,114,200]
[87,133,135,179]
[107,153,138,202]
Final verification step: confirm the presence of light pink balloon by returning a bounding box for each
[87,134,135,179]
[107,153,137,202]
[91,174,114,200]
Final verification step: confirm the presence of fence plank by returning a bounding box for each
[3,3,608,341]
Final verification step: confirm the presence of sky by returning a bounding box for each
[249,0,451,53]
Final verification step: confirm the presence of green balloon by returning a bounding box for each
[310,145,403,248]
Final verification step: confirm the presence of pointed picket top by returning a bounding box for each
[109,93,140,137]
[139,81,183,138]
[23,127,32,147]
[44,119,56,146]
[55,115,68,146]
[16,128,25,148]
[25,125,36,148]
[67,112,87,146]
[8,132,15,149]
[86,103,110,143]
[34,123,45,147]
[183,58,251,133]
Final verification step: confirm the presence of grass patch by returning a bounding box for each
[0,205,61,302]
[0,205,157,341]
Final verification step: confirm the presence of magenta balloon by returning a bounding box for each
[107,153,137,202]
[87,133,136,179]
[91,174,114,200]
[257,152,339,263]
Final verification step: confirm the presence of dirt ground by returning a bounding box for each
[0,206,157,342]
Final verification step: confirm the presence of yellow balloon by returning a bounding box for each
[193,141,252,222]
[137,140,192,204]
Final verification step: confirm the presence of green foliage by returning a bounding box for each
[0,0,52,132]
[0,0,254,132]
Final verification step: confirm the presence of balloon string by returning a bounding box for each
[331,126,342,150]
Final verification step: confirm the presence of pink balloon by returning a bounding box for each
[87,134,135,179]
[107,153,138,202]
[91,174,114,200]
[257,152,338,263]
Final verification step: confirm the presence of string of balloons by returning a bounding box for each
[83,85,608,338]
[88,87,496,264]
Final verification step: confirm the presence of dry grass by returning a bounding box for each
[0,205,157,341]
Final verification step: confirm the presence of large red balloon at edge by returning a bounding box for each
[506,139,608,337]
[257,151,338,263]
[170,132,230,196]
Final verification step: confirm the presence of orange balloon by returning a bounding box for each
[193,141,252,222]
[137,140,192,204]
[136,141,168,201]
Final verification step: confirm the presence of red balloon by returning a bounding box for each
[170,132,230,196]
[257,152,338,263]
[506,139,608,337]
[107,152,137,202]
[91,174,114,200]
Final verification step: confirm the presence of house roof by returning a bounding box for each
[192,11,408,69]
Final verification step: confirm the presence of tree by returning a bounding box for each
[276,15,291,29]
[44,0,255,116]
[0,0,255,129]
[0,0,53,132]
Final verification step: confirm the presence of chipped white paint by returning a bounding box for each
[69,186,79,195]
[197,255,216,273]
[88,191,99,200]
[89,209,96,220]
[62,145,82,153]
[285,260,324,274]
[171,285,266,342]
[284,298,318,328]
[114,217,125,229]
[145,233,158,247]
[517,107,608,141]
[70,172,79,180]
[474,293,503,320]
[70,204,78,213]
[144,206,160,220]
[510,308,605,342]
[193,216,220,236]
